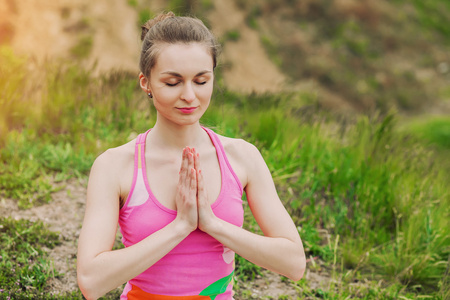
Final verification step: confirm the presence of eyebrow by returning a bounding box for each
[160,70,212,77]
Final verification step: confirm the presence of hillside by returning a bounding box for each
[1,0,449,113]
[241,0,450,113]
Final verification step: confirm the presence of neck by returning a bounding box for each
[147,117,207,150]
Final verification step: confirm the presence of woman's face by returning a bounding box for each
[140,42,214,127]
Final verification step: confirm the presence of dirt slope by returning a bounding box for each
[1,0,286,93]
[207,0,287,93]
[1,0,140,74]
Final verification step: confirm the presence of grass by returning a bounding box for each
[0,47,153,206]
[0,218,61,298]
[70,35,93,59]
[401,116,450,150]
[260,35,283,67]
[398,116,450,177]
[223,29,241,42]
[205,90,449,297]
[138,8,153,28]
[1,31,450,299]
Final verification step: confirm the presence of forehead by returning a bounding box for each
[153,43,214,75]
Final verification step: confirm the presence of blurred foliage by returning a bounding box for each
[396,0,450,42]
[403,117,450,150]
[0,46,151,207]
[70,35,93,59]
[223,29,241,42]
[234,0,450,113]
[134,0,213,31]
[1,0,450,297]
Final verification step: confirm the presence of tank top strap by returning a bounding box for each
[136,129,151,169]
[121,129,151,210]
[203,127,243,192]
[203,127,225,162]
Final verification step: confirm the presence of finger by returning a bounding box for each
[194,151,201,172]
[185,151,195,187]
[178,148,188,185]
[191,147,196,165]
[190,148,196,162]
[188,150,194,173]
[185,148,193,173]
[190,167,197,200]
[197,169,207,205]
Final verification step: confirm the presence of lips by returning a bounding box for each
[177,107,197,114]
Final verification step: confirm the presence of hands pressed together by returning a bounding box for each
[174,147,216,233]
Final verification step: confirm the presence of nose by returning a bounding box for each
[181,82,195,103]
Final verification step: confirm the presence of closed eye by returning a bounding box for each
[165,80,207,87]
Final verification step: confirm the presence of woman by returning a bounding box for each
[77,12,305,300]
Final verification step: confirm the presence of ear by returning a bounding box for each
[139,73,150,93]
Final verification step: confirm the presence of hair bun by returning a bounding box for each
[141,11,176,41]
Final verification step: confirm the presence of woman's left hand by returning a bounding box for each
[193,151,217,232]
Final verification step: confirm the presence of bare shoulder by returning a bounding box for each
[88,139,136,196]
[92,139,135,172]
[216,134,264,187]
[217,135,263,165]
[85,138,137,208]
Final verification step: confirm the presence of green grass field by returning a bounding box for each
[1,46,449,299]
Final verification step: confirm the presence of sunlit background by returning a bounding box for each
[0,0,449,299]
[1,0,450,109]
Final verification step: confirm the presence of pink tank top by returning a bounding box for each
[119,127,244,299]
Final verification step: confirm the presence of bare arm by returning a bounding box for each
[77,148,198,299]
[197,142,306,280]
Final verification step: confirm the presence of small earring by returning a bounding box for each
[147,92,153,98]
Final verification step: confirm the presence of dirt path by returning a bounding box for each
[0,179,86,294]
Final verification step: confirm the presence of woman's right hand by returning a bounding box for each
[174,147,198,232]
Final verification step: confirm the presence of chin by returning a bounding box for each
[173,117,202,126]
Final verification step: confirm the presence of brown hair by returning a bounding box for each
[140,12,220,77]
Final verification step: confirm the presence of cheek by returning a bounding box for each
[153,88,178,103]
[151,98,170,111]
[199,85,214,100]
